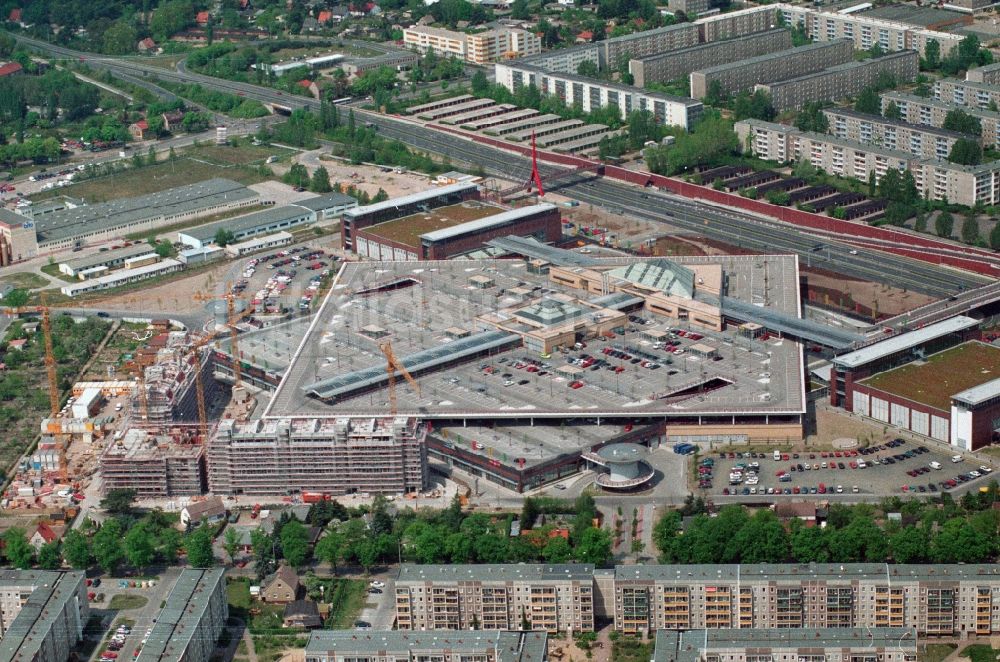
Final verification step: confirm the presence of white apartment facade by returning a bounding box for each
[403,25,540,65]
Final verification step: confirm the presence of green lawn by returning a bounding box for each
[0,272,49,290]
[109,594,148,610]
[923,644,957,662]
[961,646,999,662]
[31,148,271,205]
[612,636,654,662]
[40,263,77,283]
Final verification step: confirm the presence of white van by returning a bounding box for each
[952,454,963,463]
[929,461,942,470]
[773,450,781,461]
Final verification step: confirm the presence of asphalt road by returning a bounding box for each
[12,33,990,299]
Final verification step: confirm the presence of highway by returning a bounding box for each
[13,33,991,299]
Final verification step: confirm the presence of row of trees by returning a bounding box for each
[654,491,1000,565]
[156,81,269,118]
[236,494,613,582]
[2,489,215,572]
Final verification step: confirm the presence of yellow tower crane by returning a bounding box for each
[379,341,420,416]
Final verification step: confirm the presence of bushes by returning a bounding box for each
[156,81,269,118]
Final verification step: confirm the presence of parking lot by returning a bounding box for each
[266,255,805,419]
[233,245,338,315]
[699,439,994,498]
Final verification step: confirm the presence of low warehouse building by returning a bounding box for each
[60,259,183,297]
[58,243,156,279]
[178,204,317,249]
[293,191,359,221]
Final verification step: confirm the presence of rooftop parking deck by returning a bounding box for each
[261,255,806,421]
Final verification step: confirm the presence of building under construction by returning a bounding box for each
[99,428,207,498]
[137,331,222,425]
[207,416,428,496]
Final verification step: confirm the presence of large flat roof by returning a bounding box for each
[823,107,965,141]
[179,204,314,243]
[365,200,504,247]
[953,375,1000,407]
[421,203,557,243]
[306,630,548,662]
[398,563,595,582]
[34,178,258,244]
[0,571,85,661]
[61,242,157,272]
[617,562,1000,583]
[833,315,979,369]
[260,254,806,420]
[135,568,225,662]
[695,40,850,76]
[653,628,916,662]
[861,341,1000,410]
[343,182,479,219]
[293,191,358,211]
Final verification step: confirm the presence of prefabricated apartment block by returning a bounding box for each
[394,562,1000,637]
[630,29,792,88]
[822,107,967,160]
[689,40,853,100]
[758,51,919,111]
[882,91,1000,148]
[735,119,1000,206]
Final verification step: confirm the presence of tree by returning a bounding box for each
[855,87,881,115]
[510,0,531,19]
[250,527,274,580]
[936,211,954,238]
[521,498,540,530]
[37,542,61,569]
[101,488,137,516]
[574,527,612,565]
[315,529,344,573]
[576,60,600,78]
[2,289,28,308]
[154,242,172,258]
[124,524,157,570]
[159,528,182,564]
[4,529,33,569]
[889,525,928,563]
[703,80,727,107]
[943,109,980,136]
[790,523,830,562]
[223,527,241,564]
[280,520,311,568]
[923,39,941,70]
[214,228,236,247]
[883,101,901,120]
[103,19,138,55]
[795,103,829,133]
[989,221,1000,249]
[284,163,310,188]
[830,516,887,562]
[62,530,92,569]
[948,138,982,165]
[471,70,490,96]
[310,166,332,193]
[185,527,215,567]
[652,510,681,560]
[542,536,573,563]
[961,214,981,244]
[93,520,126,573]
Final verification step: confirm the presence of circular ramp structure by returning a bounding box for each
[592,442,654,490]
